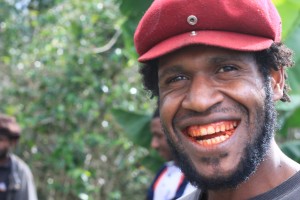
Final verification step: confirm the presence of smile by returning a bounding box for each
[185,121,239,146]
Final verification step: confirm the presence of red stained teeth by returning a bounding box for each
[186,121,238,146]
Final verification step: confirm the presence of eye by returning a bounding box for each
[217,65,238,73]
[166,75,188,84]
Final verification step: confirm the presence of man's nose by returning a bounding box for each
[182,75,223,113]
[151,138,159,149]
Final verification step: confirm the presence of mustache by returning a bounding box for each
[173,103,248,124]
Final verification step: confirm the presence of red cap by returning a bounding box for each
[134,0,281,62]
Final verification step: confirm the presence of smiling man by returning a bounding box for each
[134,0,300,200]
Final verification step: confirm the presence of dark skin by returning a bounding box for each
[157,45,300,200]
[0,135,16,165]
[150,117,173,161]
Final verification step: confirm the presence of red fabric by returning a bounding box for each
[134,0,281,62]
[176,174,185,192]
[153,167,168,190]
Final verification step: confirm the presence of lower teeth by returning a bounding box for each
[194,130,233,146]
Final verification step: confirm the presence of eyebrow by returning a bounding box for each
[158,52,251,80]
[158,65,184,80]
[208,54,245,64]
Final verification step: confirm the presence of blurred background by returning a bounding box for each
[0,0,299,199]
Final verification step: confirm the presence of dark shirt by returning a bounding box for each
[179,171,300,200]
[0,158,12,200]
[249,170,300,200]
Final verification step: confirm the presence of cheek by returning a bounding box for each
[0,142,9,150]
[248,77,266,99]
[160,92,182,122]
[159,94,184,140]
[222,77,266,108]
[224,80,267,140]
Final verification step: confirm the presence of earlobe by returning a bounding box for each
[271,67,284,101]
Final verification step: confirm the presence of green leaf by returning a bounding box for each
[119,0,152,17]
[285,18,300,91]
[273,0,300,39]
[111,108,152,148]
[281,140,300,163]
[276,95,300,137]
[140,149,165,172]
[277,95,300,111]
[278,106,300,136]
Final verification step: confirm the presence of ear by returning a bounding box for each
[270,67,284,101]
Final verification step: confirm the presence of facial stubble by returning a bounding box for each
[162,82,277,190]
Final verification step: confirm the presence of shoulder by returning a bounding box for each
[177,189,202,200]
[10,154,33,175]
[11,154,28,166]
[250,171,300,200]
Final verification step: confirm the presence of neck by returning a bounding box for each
[206,139,300,200]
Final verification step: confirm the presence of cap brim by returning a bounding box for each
[138,31,273,62]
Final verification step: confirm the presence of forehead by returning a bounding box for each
[158,45,256,68]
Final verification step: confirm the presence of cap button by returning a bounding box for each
[187,15,197,26]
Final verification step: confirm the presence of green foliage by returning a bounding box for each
[285,19,300,93]
[112,108,152,148]
[111,108,164,172]
[277,95,300,136]
[119,0,152,61]
[281,140,300,163]
[273,0,300,40]
[1,0,154,199]
[273,0,300,157]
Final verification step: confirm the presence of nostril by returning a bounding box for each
[182,93,224,113]
[181,77,224,113]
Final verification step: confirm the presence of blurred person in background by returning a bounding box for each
[0,114,37,200]
[147,108,196,200]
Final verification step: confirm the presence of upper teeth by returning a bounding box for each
[187,121,238,137]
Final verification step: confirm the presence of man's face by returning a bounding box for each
[150,117,173,161]
[157,45,276,189]
[0,135,11,160]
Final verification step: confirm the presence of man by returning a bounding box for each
[0,114,38,200]
[134,0,300,199]
[147,108,196,200]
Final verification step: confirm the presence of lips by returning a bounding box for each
[184,121,239,146]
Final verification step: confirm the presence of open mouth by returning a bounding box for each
[184,120,239,146]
